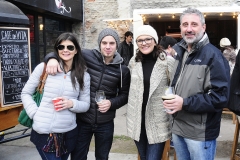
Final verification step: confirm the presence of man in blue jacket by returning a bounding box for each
[44,29,130,160]
[163,7,230,160]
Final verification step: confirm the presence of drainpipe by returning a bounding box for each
[82,0,86,48]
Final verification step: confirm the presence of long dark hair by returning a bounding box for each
[54,32,86,90]
[135,44,166,62]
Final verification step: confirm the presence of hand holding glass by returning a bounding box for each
[162,87,175,112]
[95,90,106,103]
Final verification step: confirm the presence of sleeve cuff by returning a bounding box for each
[182,98,188,110]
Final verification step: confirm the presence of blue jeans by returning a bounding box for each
[36,146,69,160]
[71,120,114,160]
[134,126,165,160]
[172,133,216,160]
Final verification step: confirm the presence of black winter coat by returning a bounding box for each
[118,41,133,66]
[79,49,130,124]
[45,49,130,124]
[228,50,240,115]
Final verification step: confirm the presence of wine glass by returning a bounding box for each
[162,87,175,112]
[95,90,106,103]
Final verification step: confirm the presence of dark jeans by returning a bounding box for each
[71,120,114,160]
[134,126,165,160]
[36,146,70,160]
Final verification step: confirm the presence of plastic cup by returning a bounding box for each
[52,98,61,111]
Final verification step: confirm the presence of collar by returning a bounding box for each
[179,33,209,53]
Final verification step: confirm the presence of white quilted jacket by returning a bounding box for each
[126,55,175,144]
[21,62,90,134]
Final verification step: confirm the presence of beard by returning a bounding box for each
[182,30,204,44]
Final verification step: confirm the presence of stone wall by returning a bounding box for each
[73,0,119,49]
[130,0,233,9]
[73,0,235,49]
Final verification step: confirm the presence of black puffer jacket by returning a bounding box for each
[45,49,130,124]
[79,49,130,124]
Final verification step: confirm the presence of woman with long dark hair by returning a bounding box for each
[21,32,90,160]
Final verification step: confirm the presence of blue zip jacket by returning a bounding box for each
[171,33,230,141]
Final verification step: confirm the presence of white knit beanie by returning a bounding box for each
[135,25,158,43]
[220,37,231,47]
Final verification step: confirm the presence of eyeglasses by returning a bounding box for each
[57,45,75,51]
[136,38,153,45]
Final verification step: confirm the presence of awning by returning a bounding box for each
[8,0,83,21]
[0,1,29,25]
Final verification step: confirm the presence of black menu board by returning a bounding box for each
[0,27,31,107]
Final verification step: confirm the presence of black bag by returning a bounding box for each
[228,51,240,115]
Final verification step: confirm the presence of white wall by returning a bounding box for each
[117,0,131,18]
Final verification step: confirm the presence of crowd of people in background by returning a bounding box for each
[21,6,239,160]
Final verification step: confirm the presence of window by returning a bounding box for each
[25,14,72,70]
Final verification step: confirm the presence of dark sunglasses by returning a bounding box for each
[57,45,75,51]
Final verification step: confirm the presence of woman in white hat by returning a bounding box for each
[126,25,175,159]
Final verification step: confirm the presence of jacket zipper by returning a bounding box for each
[50,74,66,132]
[95,65,106,124]
[175,51,190,93]
[172,51,190,123]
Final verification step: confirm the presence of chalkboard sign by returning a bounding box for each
[0,27,31,107]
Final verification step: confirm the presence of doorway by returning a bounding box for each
[149,19,237,48]
[133,7,240,50]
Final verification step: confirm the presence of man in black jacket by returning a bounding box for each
[228,50,240,115]
[118,31,133,66]
[44,29,130,160]
[159,36,177,58]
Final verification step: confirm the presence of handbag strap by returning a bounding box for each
[166,66,170,86]
[37,63,48,94]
